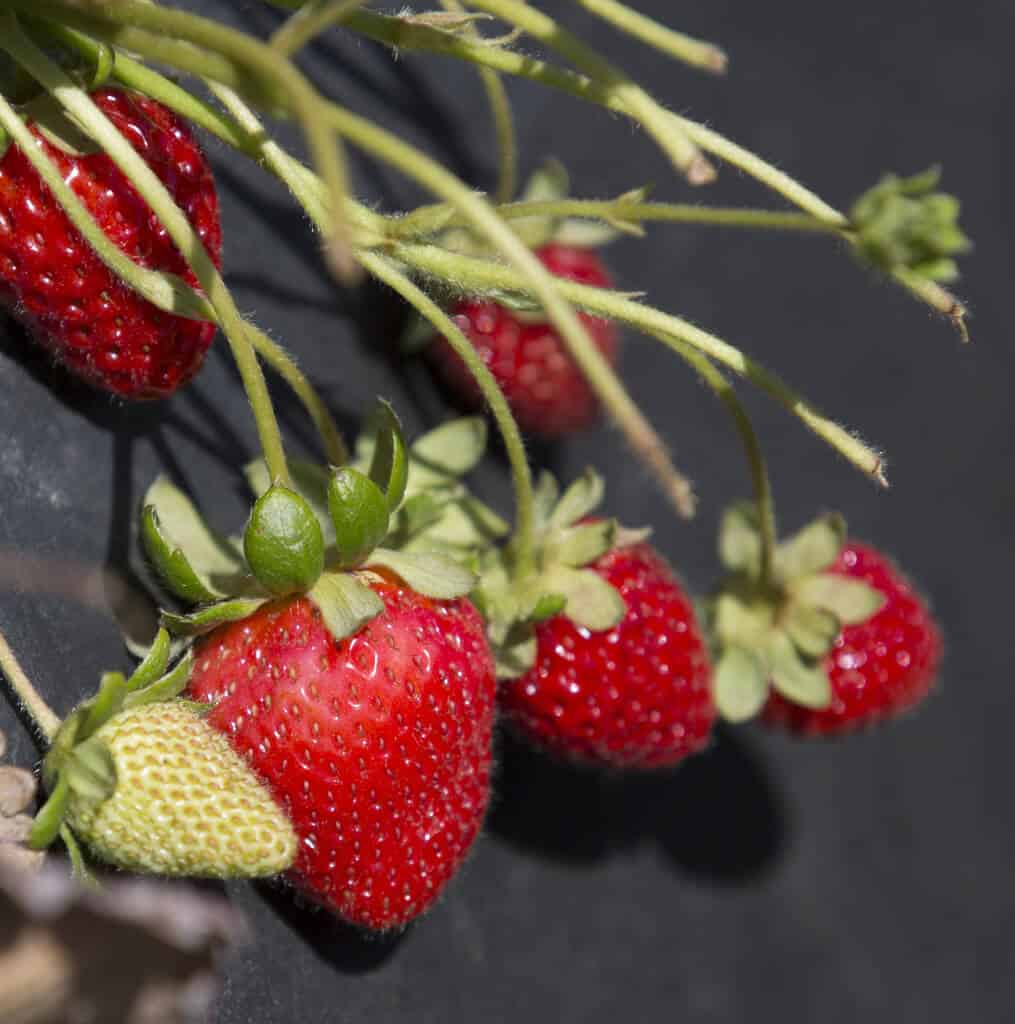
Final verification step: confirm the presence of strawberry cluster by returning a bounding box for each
[0,9,957,957]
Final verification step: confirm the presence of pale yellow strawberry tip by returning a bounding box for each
[66,702,297,879]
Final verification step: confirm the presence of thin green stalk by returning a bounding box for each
[359,251,536,577]
[21,0,357,282]
[441,0,517,204]
[668,346,777,585]
[465,0,713,183]
[393,241,887,486]
[393,197,838,239]
[0,17,292,488]
[0,627,60,744]
[571,0,727,73]
[270,0,371,57]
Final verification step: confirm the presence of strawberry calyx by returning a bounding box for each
[708,502,886,723]
[141,404,488,646]
[474,468,648,677]
[28,627,191,852]
[850,166,970,283]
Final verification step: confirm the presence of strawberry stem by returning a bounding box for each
[269,0,369,57]
[0,627,60,745]
[361,252,537,577]
[393,241,889,487]
[465,0,714,184]
[572,0,727,73]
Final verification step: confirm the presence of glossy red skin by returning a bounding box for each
[428,243,618,437]
[763,542,942,735]
[501,542,716,768]
[187,579,496,931]
[0,88,221,399]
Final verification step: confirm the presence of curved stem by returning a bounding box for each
[0,627,60,744]
[669,346,777,585]
[360,251,537,578]
[247,326,348,466]
[393,241,887,486]
[466,0,712,183]
[440,0,517,204]
[571,0,727,73]
[269,0,369,57]
[1,18,293,488]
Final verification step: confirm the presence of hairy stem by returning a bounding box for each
[0,627,60,744]
[269,0,370,56]
[360,252,536,577]
[570,0,727,73]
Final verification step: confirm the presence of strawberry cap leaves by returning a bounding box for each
[708,503,886,722]
[244,485,325,595]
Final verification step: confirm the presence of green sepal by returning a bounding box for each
[28,773,70,850]
[784,603,841,659]
[548,468,604,529]
[141,477,248,602]
[366,548,476,600]
[65,736,117,804]
[244,484,325,595]
[59,824,95,887]
[245,458,335,546]
[123,651,194,709]
[367,401,409,515]
[543,566,626,632]
[549,518,617,568]
[714,646,769,723]
[530,592,567,622]
[328,467,390,570]
[125,627,171,692]
[794,574,886,625]
[161,598,267,638]
[718,501,762,577]
[408,417,487,482]
[494,626,538,679]
[774,514,845,581]
[766,632,832,709]
[77,672,128,743]
[308,571,384,643]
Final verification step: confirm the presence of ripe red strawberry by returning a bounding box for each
[428,243,618,436]
[761,542,941,735]
[500,540,716,768]
[187,576,497,932]
[0,87,221,398]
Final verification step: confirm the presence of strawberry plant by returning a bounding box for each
[0,0,969,995]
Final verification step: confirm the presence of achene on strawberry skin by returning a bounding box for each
[187,577,497,933]
[502,540,716,769]
[762,542,942,735]
[0,87,221,399]
[428,243,618,437]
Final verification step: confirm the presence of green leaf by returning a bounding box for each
[784,603,841,659]
[124,651,195,709]
[551,519,617,568]
[795,575,887,625]
[245,458,335,541]
[368,401,409,514]
[553,218,629,248]
[367,548,476,599]
[521,158,570,203]
[494,626,538,680]
[244,485,324,595]
[309,571,384,643]
[28,774,70,850]
[711,590,773,648]
[77,672,128,742]
[714,646,769,723]
[543,566,626,632]
[532,471,560,527]
[161,598,267,638]
[66,737,117,804]
[549,468,605,529]
[125,627,171,692]
[718,501,761,576]
[774,514,845,580]
[766,632,832,709]
[529,592,567,622]
[410,417,487,479]
[141,477,247,601]
[328,467,390,569]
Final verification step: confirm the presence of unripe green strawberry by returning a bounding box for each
[65,701,297,878]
